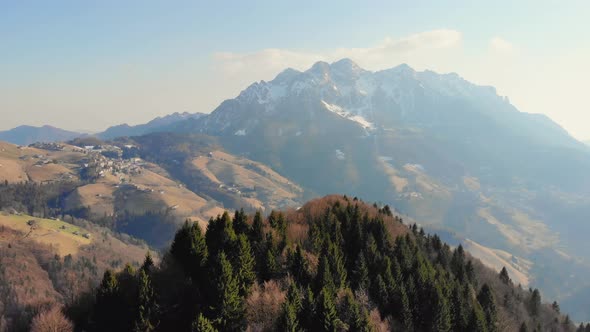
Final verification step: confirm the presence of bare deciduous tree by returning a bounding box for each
[30,306,73,332]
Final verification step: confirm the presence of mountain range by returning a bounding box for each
[2,59,590,320]
[0,113,206,146]
[0,125,82,146]
[162,59,590,320]
[98,112,206,139]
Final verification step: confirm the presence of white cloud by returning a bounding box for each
[489,37,515,55]
[212,29,463,83]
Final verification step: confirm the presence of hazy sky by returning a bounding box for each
[1,1,589,140]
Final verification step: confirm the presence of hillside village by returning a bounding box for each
[24,141,154,186]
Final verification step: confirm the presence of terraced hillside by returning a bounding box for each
[0,141,79,183]
[126,132,306,213]
[0,137,305,246]
[0,140,225,237]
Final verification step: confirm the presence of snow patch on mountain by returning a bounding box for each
[237,81,287,106]
[321,100,374,130]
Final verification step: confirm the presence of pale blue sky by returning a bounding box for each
[1,1,589,139]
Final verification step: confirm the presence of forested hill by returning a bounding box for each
[69,195,579,331]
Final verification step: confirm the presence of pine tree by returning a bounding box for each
[451,245,466,281]
[529,289,541,316]
[352,252,369,291]
[467,304,488,332]
[213,252,245,331]
[372,274,389,316]
[280,284,302,332]
[279,301,299,332]
[206,212,237,259]
[329,242,347,290]
[317,287,339,332]
[233,209,250,236]
[235,234,256,297]
[95,269,125,332]
[499,267,512,285]
[286,282,302,312]
[116,264,139,331]
[344,205,363,270]
[552,301,560,313]
[450,284,469,332]
[134,269,159,332]
[431,284,451,332]
[140,251,154,274]
[341,291,373,332]
[262,247,279,281]
[315,253,335,294]
[299,286,316,331]
[288,245,311,286]
[268,210,279,229]
[399,282,413,331]
[477,284,497,332]
[250,210,264,244]
[170,220,208,282]
[272,211,288,239]
[465,260,476,284]
[192,313,217,332]
[170,220,195,268]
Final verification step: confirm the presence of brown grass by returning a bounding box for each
[64,183,115,217]
[26,164,76,183]
[191,151,303,211]
[0,157,28,183]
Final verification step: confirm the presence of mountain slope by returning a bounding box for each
[98,112,205,139]
[0,139,223,246]
[0,137,304,247]
[0,125,82,145]
[167,59,590,320]
[0,211,150,330]
[125,132,305,213]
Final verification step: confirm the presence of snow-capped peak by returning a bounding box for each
[331,58,364,75]
[306,61,331,76]
[224,59,507,133]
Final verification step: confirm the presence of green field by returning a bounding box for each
[0,212,91,255]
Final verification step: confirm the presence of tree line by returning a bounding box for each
[65,196,576,331]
